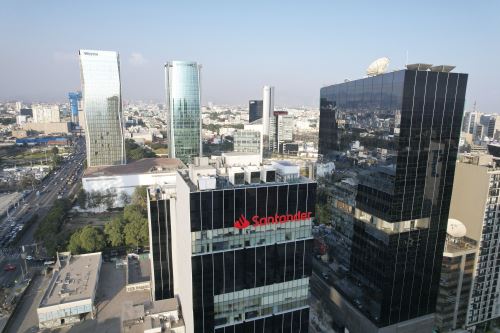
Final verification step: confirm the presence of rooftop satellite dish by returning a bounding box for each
[447,218,467,238]
[366,57,390,76]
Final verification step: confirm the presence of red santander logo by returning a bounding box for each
[234,214,250,229]
[234,211,312,230]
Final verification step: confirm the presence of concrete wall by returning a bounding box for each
[449,162,490,241]
[172,174,194,333]
[82,172,177,207]
[22,122,70,134]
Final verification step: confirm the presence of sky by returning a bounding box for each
[1,0,499,111]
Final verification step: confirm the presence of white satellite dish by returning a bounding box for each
[366,57,390,76]
[447,218,467,238]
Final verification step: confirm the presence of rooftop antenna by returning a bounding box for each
[405,50,409,67]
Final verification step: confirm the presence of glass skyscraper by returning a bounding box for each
[165,61,202,165]
[79,50,125,167]
[68,91,81,124]
[148,161,315,332]
[249,100,263,123]
[318,66,468,331]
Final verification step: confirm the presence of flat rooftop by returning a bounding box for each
[122,298,184,333]
[127,255,151,285]
[147,297,178,314]
[39,252,102,308]
[84,158,186,178]
[179,168,313,192]
[444,235,477,255]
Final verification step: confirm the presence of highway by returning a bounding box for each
[0,137,86,288]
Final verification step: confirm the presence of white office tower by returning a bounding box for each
[32,104,60,123]
[269,111,293,152]
[262,85,274,135]
[233,129,262,155]
[462,111,477,135]
[79,50,125,167]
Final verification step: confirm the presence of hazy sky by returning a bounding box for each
[1,1,499,111]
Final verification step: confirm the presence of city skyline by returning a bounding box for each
[3,2,496,332]
[1,1,499,112]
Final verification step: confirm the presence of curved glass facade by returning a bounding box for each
[79,50,125,166]
[165,61,201,164]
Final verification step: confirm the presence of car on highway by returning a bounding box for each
[4,264,16,272]
[25,255,33,260]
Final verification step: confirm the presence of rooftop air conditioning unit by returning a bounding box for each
[245,166,261,184]
[228,167,245,185]
[198,176,216,190]
[261,168,276,183]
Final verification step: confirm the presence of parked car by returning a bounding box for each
[4,264,16,272]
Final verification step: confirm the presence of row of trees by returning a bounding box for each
[202,123,244,135]
[76,188,131,210]
[68,187,149,254]
[34,198,72,256]
[125,139,156,162]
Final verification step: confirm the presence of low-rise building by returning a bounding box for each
[127,253,151,292]
[82,158,185,207]
[32,104,60,123]
[121,298,185,333]
[37,252,102,329]
[435,220,477,332]
[22,121,71,134]
[233,129,261,154]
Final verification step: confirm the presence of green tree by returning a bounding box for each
[124,205,145,224]
[51,147,59,155]
[52,154,63,167]
[88,190,104,209]
[68,226,106,254]
[103,189,116,210]
[20,174,39,190]
[131,186,148,214]
[79,226,106,252]
[68,229,82,254]
[124,215,149,250]
[316,204,332,225]
[104,216,125,247]
[125,139,157,162]
[35,199,72,256]
[203,123,221,134]
[76,189,87,209]
[119,192,131,206]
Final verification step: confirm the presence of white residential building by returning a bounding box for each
[32,104,60,123]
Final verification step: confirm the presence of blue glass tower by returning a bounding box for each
[68,91,82,124]
[165,61,202,165]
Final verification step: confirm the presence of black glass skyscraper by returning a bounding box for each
[148,190,174,301]
[249,100,263,123]
[188,181,315,332]
[318,67,468,331]
[148,161,316,332]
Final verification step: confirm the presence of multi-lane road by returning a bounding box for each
[0,137,86,288]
